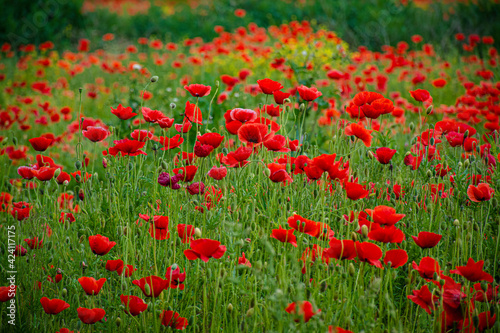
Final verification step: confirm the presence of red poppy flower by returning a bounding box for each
[344,182,369,200]
[238,123,273,145]
[345,123,373,147]
[142,107,167,123]
[88,234,116,256]
[285,301,321,323]
[184,101,202,125]
[221,146,253,167]
[77,307,106,324]
[368,226,405,243]
[105,259,124,272]
[33,167,57,181]
[207,166,227,180]
[450,258,493,283]
[120,295,148,316]
[445,131,464,147]
[156,134,184,150]
[158,117,175,129]
[354,241,383,268]
[29,136,52,151]
[257,78,283,95]
[297,85,322,101]
[187,182,205,195]
[270,226,297,247]
[412,231,442,249]
[287,214,320,237]
[383,249,408,268]
[40,297,70,315]
[56,171,71,185]
[267,163,293,183]
[412,257,441,279]
[17,166,36,180]
[131,130,153,142]
[224,108,258,134]
[197,132,224,148]
[365,205,405,226]
[111,104,137,120]
[133,276,168,298]
[148,215,170,240]
[184,238,226,262]
[78,277,106,296]
[175,121,193,133]
[238,252,252,267]
[177,224,195,243]
[194,141,214,158]
[353,91,384,106]
[273,90,291,105]
[0,286,16,302]
[407,285,438,314]
[432,78,447,88]
[264,135,290,152]
[160,310,188,330]
[325,239,356,260]
[165,265,186,290]
[173,165,198,182]
[467,183,494,202]
[374,147,396,164]
[108,139,146,157]
[410,89,431,102]
[82,126,109,142]
[184,84,211,97]
[24,236,43,249]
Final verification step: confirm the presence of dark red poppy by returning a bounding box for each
[0,286,16,302]
[24,236,43,249]
[383,249,408,268]
[160,310,188,330]
[194,141,214,158]
[133,276,168,298]
[29,136,52,151]
[285,301,321,323]
[410,89,431,102]
[108,139,146,157]
[207,166,227,180]
[184,84,211,97]
[15,245,27,256]
[407,285,438,314]
[184,238,226,262]
[412,257,441,279]
[88,234,116,255]
[450,258,493,282]
[111,104,137,120]
[257,78,283,95]
[297,85,322,101]
[270,226,297,247]
[467,183,494,202]
[82,126,109,142]
[120,295,148,316]
[77,307,106,324]
[165,265,186,290]
[149,215,170,240]
[197,132,224,148]
[412,231,442,249]
[187,182,205,195]
[173,165,198,182]
[374,147,396,164]
[40,297,70,315]
[78,277,106,296]
[177,224,195,243]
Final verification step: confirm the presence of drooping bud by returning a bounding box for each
[150,76,159,83]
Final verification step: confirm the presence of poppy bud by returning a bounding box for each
[222,147,229,155]
[299,103,306,112]
[75,160,82,170]
[144,283,151,296]
[463,130,469,140]
[351,232,358,242]
[426,170,433,178]
[194,228,202,238]
[458,162,462,168]
[227,303,233,313]
[246,308,254,317]
[464,159,470,168]
[361,225,369,238]
[79,87,83,93]
[264,168,271,177]
[283,98,291,104]
[367,151,374,159]
[472,314,479,328]
[409,122,415,131]
[54,168,61,178]
[78,189,84,201]
[348,263,356,276]
[469,155,475,162]
[429,137,435,146]
[63,180,69,186]
[62,288,67,297]
[1,137,8,146]
[170,103,176,109]
[150,76,159,83]
[453,219,460,226]
[161,160,168,170]
[12,137,18,145]
[426,105,433,115]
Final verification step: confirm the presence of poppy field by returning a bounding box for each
[0,1,500,332]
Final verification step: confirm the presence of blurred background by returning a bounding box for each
[0,0,499,51]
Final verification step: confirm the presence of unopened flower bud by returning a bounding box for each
[150,76,159,83]
[299,103,306,112]
[453,219,460,226]
[246,308,254,317]
[227,303,233,313]
[170,103,176,109]
[348,263,356,276]
[194,228,202,238]
[116,317,122,327]
[426,105,433,115]
[361,225,369,238]
[409,122,415,131]
[75,160,82,170]
[54,168,61,178]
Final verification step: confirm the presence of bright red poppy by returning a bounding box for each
[365,205,405,226]
[407,285,438,314]
[410,89,431,102]
[184,84,211,97]
[132,276,168,298]
[374,147,396,164]
[270,226,297,247]
[160,310,188,330]
[111,104,137,120]
[77,307,106,324]
[257,78,283,94]
[173,165,198,182]
[149,215,170,240]
[207,166,227,180]
[467,183,494,202]
[344,181,369,200]
[82,126,109,142]
[29,136,52,151]
[450,258,493,282]
[120,295,148,316]
[297,85,322,101]
[184,238,227,262]
[285,301,321,323]
[88,234,116,256]
[412,257,441,279]
[238,123,274,145]
[78,277,106,296]
[177,224,195,244]
[108,139,146,157]
[40,297,70,315]
[383,249,408,268]
[165,265,186,290]
[412,231,442,249]
[345,123,373,147]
